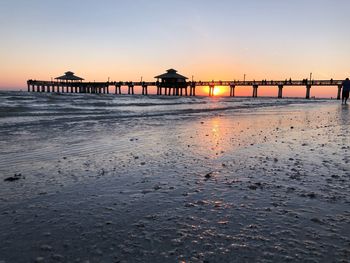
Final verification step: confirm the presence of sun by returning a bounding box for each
[213,86,224,96]
[205,85,226,96]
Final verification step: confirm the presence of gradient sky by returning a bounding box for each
[0,0,349,97]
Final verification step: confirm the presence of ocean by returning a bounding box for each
[0,90,328,125]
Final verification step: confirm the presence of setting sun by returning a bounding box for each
[213,86,222,96]
[213,86,226,96]
[205,86,226,96]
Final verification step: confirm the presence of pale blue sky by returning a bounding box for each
[0,0,349,89]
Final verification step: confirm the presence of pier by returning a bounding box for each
[27,70,344,99]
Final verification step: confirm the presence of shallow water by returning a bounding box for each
[0,91,326,124]
[0,91,349,262]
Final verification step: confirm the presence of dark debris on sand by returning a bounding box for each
[4,173,23,182]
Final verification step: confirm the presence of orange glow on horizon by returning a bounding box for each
[193,85,339,98]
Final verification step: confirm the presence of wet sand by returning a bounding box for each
[0,99,349,262]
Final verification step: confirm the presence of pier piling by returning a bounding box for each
[306,85,311,99]
[252,85,258,98]
[142,84,148,95]
[278,85,283,98]
[128,83,134,95]
[230,84,235,97]
[337,84,342,100]
[209,84,215,96]
[190,82,196,96]
[115,83,122,94]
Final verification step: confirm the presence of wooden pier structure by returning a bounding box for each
[27,70,345,99]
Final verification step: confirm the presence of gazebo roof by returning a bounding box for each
[55,71,84,81]
[155,69,188,80]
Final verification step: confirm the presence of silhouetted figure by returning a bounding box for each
[342,78,350,104]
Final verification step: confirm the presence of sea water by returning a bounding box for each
[0,91,326,126]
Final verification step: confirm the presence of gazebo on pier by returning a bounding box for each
[55,71,84,82]
[155,69,188,96]
[54,71,84,93]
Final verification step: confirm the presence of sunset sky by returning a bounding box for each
[1,0,349,97]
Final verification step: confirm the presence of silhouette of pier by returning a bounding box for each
[27,70,344,99]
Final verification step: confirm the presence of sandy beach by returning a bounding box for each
[0,92,349,262]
